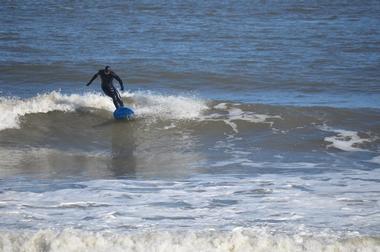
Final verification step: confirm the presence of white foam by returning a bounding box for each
[0,91,114,131]
[213,102,227,110]
[124,90,207,120]
[1,171,380,239]
[0,91,208,131]
[321,126,371,152]
[0,228,378,252]
[223,119,239,133]
[164,123,176,130]
[205,106,281,133]
[227,107,281,124]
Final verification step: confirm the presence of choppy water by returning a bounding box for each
[1,1,380,251]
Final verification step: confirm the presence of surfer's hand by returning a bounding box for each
[86,83,90,86]
[121,87,124,91]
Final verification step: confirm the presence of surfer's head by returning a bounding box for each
[105,66,111,75]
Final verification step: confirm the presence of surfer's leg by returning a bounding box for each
[114,90,124,108]
[111,95,121,109]
[102,86,121,109]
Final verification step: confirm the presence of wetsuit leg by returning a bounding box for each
[114,89,124,108]
[102,85,124,109]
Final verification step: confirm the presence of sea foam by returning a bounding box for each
[0,228,378,252]
[128,90,207,120]
[321,126,371,152]
[207,103,281,133]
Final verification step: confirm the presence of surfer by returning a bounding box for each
[86,66,124,109]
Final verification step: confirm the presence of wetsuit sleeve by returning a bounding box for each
[112,72,124,90]
[86,72,98,86]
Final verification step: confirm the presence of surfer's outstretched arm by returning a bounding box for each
[112,72,124,91]
[86,72,98,86]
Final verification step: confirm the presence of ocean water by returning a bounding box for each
[1,1,380,251]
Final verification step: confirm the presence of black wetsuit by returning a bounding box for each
[86,70,124,109]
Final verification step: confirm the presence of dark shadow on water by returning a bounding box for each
[107,120,137,178]
[91,116,138,178]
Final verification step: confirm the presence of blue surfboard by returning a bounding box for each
[113,107,135,120]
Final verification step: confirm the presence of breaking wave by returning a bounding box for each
[0,90,378,155]
[0,228,378,252]
[0,91,207,131]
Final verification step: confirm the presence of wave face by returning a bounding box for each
[1,228,379,252]
[0,91,379,178]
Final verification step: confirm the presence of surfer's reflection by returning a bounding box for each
[108,121,137,177]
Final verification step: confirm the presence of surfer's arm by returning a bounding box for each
[112,72,124,91]
[86,73,98,86]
